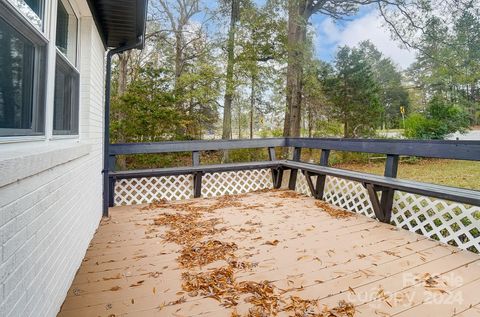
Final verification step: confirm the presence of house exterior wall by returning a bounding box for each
[0,2,106,316]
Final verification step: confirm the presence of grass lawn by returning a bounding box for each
[334,159,480,190]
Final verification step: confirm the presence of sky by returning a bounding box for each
[186,1,418,70]
[311,5,417,70]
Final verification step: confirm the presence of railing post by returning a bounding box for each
[367,154,399,223]
[192,151,202,198]
[314,149,330,199]
[108,155,116,208]
[384,154,399,178]
[268,147,283,188]
[288,147,302,190]
[380,154,399,222]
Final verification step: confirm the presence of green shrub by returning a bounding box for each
[313,120,344,137]
[404,95,470,139]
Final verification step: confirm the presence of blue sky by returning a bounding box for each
[311,5,374,62]
[310,5,416,69]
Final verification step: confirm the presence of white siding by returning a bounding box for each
[0,16,106,317]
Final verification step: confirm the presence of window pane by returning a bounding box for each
[53,54,79,135]
[56,0,77,64]
[24,0,41,15]
[7,0,43,29]
[0,17,45,136]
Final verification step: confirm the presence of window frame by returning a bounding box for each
[52,0,80,137]
[52,49,80,136]
[1,0,83,143]
[55,0,79,66]
[0,0,48,143]
[6,0,45,31]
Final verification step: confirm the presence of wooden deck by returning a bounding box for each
[58,190,480,317]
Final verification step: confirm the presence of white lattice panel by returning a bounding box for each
[392,192,480,253]
[296,174,375,218]
[323,176,376,218]
[296,172,480,253]
[201,169,273,198]
[114,175,193,206]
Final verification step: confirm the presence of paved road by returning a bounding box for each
[447,130,480,140]
[378,129,480,140]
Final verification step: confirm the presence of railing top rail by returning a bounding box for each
[109,138,286,155]
[109,137,480,161]
[286,138,480,161]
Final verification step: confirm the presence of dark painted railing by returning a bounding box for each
[104,138,480,219]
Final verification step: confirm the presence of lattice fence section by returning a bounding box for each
[392,192,480,253]
[202,169,273,198]
[323,176,376,218]
[295,173,376,218]
[114,175,193,206]
[297,172,480,253]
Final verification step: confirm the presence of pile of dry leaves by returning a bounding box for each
[284,297,355,317]
[315,201,355,219]
[182,265,280,314]
[277,190,304,199]
[182,266,239,307]
[178,240,238,268]
[149,193,356,317]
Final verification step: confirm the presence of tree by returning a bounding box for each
[283,0,392,138]
[236,1,287,138]
[110,66,182,143]
[358,41,409,129]
[381,0,480,125]
[404,94,470,139]
[221,0,240,141]
[111,0,221,144]
[301,39,331,137]
[154,0,201,88]
[324,46,383,138]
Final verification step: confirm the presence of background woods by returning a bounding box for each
[109,0,480,168]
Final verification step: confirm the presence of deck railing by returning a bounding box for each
[106,138,480,253]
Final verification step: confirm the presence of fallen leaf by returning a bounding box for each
[265,240,280,246]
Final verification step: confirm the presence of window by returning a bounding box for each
[0,8,46,137]
[53,0,79,135]
[56,0,77,65]
[7,0,44,30]
[53,55,79,135]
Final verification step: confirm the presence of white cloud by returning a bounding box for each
[315,11,417,70]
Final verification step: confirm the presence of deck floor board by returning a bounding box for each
[58,191,480,317]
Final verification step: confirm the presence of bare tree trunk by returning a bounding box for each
[307,104,312,138]
[344,113,349,138]
[116,52,130,170]
[222,0,239,143]
[174,29,184,92]
[237,102,242,139]
[222,0,239,162]
[283,0,309,138]
[250,75,255,139]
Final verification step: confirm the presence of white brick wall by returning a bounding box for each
[0,16,106,317]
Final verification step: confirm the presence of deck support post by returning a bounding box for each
[303,171,316,196]
[268,147,283,188]
[384,154,399,178]
[288,147,302,190]
[192,151,202,198]
[314,149,330,200]
[302,149,330,199]
[108,155,116,207]
[366,154,399,223]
